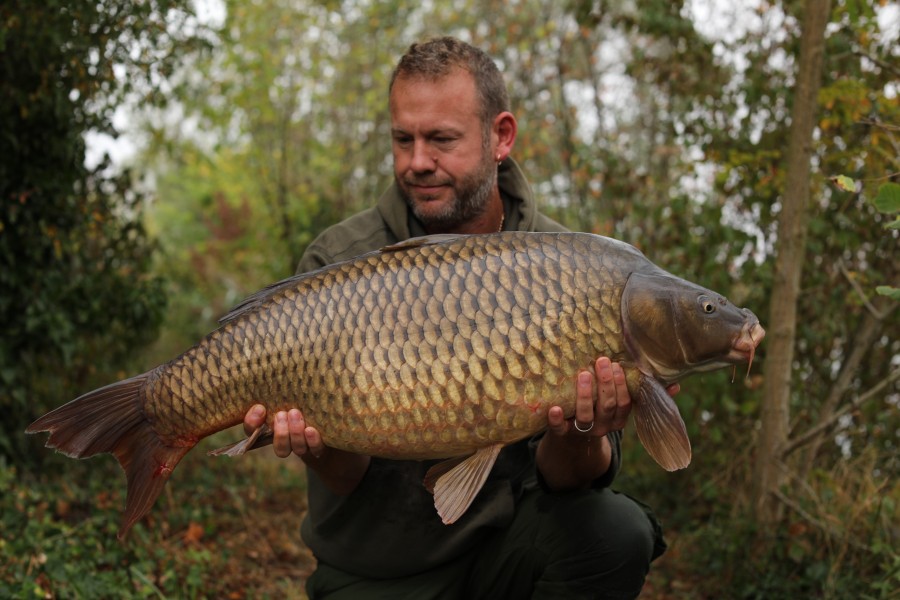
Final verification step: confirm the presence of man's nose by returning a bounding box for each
[410,141,435,173]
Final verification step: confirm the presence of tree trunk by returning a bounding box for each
[752,0,832,524]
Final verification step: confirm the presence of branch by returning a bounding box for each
[781,367,900,458]
[837,258,890,320]
[858,117,900,160]
[852,49,900,79]
[772,489,870,551]
[857,118,900,132]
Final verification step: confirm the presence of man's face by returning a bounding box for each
[390,69,497,231]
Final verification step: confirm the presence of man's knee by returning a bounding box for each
[543,488,661,562]
[531,488,665,598]
[468,488,665,599]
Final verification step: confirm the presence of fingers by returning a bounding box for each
[593,358,617,423]
[551,357,632,439]
[287,409,308,457]
[303,425,326,459]
[243,404,266,435]
[272,409,324,460]
[574,370,595,429]
[595,357,630,432]
[272,411,292,458]
[546,405,568,436]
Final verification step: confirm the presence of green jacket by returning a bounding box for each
[297,158,622,578]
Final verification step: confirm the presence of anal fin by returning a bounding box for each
[424,443,503,525]
[630,374,692,471]
[208,424,274,457]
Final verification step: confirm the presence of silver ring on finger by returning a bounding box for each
[573,419,594,433]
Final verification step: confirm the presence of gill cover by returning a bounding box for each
[621,272,748,382]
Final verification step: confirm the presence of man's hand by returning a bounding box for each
[242,404,370,495]
[537,357,680,491]
[546,356,630,440]
[243,405,326,459]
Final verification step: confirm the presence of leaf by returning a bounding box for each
[829,174,861,193]
[876,286,900,301]
[873,182,900,214]
[183,521,205,544]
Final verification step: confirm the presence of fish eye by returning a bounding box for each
[699,295,716,314]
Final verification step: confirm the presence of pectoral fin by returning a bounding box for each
[630,374,692,471]
[208,424,274,457]
[424,443,503,525]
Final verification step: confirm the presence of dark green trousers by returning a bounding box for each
[306,487,666,600]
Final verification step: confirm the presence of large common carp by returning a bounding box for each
[28,232,764,537]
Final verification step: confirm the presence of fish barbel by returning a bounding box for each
[27,232,764,537]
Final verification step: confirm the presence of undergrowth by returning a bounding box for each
[2,432,314,599]
[632,445,900,600]
[6,429,898,599]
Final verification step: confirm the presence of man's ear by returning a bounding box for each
[492,111,517,161]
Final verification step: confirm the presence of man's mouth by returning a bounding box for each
[407,182,450,199]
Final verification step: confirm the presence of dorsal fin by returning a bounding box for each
[217,272,319,325]
[219,235,467,326]
[381,234,467,253]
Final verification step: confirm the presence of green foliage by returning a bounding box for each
[874,182,900,214]
[0,0,209,462]
[649,449,900,599]
[705,0,898,459]
[874,182,900,237]
[832,177,900,297]
[1,440,311,598]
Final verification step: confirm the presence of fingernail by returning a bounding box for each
[578,372,592,386]
[252,405,265,417]
[276,412,286,423]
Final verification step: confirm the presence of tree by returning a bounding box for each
[753,0,833,524]
[0,0,207,462]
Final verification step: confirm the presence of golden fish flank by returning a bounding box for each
[27,231,764,537]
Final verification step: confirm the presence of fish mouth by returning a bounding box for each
[727,321,766,372]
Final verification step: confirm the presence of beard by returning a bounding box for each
[396,148,497,231]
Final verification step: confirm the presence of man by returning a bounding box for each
[244,36,669,599]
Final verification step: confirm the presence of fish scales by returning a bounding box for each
[144,233,628,457]
[27,231,765,536]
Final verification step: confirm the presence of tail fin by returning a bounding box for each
[26,373,193,539]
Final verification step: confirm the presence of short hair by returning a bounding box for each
[390,36,510,130]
